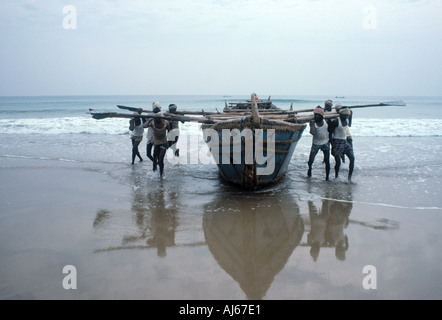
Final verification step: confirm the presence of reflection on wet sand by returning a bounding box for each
[302,183,400,262]
[306,188,352,261]
[93,177,182,256]
[93,209,111,228]
[203,193,304,300]
[126,186,179,257]
[92,176,401,299]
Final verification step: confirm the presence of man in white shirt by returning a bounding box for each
[307,107,331,181]
[328,107,355,182]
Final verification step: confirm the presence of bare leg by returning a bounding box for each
[146,142,154,162]
[346,149,355,182]
[307,147,319,178]
[334,155,341,179]
[323,149,330,181]
[158,148,167,178]
[169,136,179,157]
[132,140,143,164]
[152,145,159,172]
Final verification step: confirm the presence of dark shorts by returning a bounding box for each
[310,143,330,154]
[332,139,352,157]
[155,143,169,150]
[131,135,143,142]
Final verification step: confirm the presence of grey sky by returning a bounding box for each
[1,0,441,96]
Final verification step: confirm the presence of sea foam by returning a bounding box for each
[1,117,441,137]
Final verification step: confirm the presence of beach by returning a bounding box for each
[1,111,441,300]
[2,0,442,304]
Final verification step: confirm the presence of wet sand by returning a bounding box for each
[1,138,442,300]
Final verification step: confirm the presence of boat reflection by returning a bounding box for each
[203,193,304,300]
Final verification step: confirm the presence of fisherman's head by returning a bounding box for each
[324,99,333,112]
[131,112,142,125]
[153,113,164,125]
[335,103,343,114]
[168,104,177,112]
[339,107,351,120]
[152,102,162,113]
[313,107,324,123]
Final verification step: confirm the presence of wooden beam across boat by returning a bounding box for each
[290,100,406,114]
[117,105,225,116]
[113,100,405,120]
[89,100,406,126]
[88,109,217,124]
[224,100,406,115]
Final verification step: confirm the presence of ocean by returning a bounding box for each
[1,94,442,133]
[0,94,441,300]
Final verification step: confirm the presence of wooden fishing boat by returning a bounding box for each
[223,95,281,112]
[202,94,306,188]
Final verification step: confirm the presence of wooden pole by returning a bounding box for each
[251,93,260,123]
[89,100,405,126]
[88,109,216,124]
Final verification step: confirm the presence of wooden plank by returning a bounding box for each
[88,109,217,124]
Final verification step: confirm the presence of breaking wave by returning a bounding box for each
[1,117,441,137]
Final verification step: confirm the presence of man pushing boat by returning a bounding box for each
[307,107,331,181]
[328,107,355,182]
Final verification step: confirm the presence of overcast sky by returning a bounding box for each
[1,0,441,96]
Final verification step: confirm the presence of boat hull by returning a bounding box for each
[202,118,306,188]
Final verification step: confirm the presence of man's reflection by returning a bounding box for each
[307,200,330,261]
[325,197,352,261]
[93,177,179,257]
[145,187,178,257]
[306,186,353,261]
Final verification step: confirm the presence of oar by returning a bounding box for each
[117,105,144,113]
[284,113,341,124]
[117,105,222,116]
[169,110,222,116]
[344,100,406,109]
[291,100,406,114]
[88,109,216,124]
[282,101,406,123]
